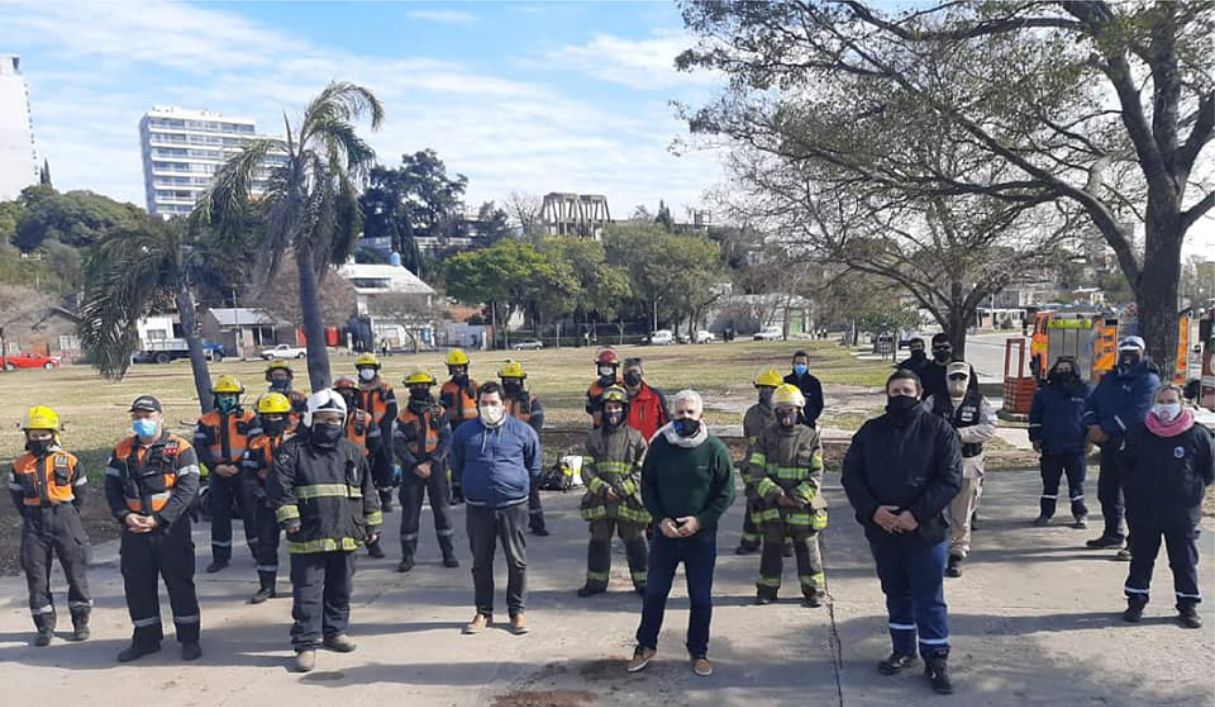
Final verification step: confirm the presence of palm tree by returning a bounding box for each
[78,218,215,412]
[194,81,384,391]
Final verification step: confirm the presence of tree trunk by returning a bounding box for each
[1137,215,1184,381]
[295,240,333,391]
[490,301,498,350]
[175,279,214,414]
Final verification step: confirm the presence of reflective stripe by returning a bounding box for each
[132,616,161,627]
[177,464,200,476]
[31,605,54,615]
[757,575,782,588]
[276,505,300,522]
[586,571,609,581]
[295,483,357,499]
[1027,423,1042,428]
[174,614,200,624]
[889,623,916,631]
[1123,586,1149,595]
[256,564,278,572]
[287,537,361,554]
[1040,495,1058,500]
[918,637,950,646]
[799,573,826,588]
[365,511,383,526]
[1070,494,1085,500]
[631,571,648,582]
[105,466,122,477]
[437,529,455,537]
[748,452,766,466]
[69,600,93,608]
[247,538,259,545]
[1176,592,1203,599]
[212,540,233,548]
[400,533,419,541]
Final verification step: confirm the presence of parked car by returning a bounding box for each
[512,339,545,351]
[2,352,61,370]
[694,330,717,344]
[133,340,225,364]
[648,330,674,346]
[259,344,307,360]
[753,326,783,341]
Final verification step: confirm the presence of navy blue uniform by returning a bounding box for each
[1029,377,1092,520]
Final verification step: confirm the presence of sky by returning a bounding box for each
[0,0,1211,257]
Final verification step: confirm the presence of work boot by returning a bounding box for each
[945,555,963,578]
[1086,535,1123,549]
[366,539,385,559]
[627,646,657,673]
[577,584,606,598]
[509,612,530,635]
[249,586,276,605]
[1178,604,1203,629]
[924,652,953,695]
[34,628,53,647]
[396,556,414,573]
[1114,548,1132,562]
[1032,515,1051,527]
[970,512,980,531]
[72,623,90,642]
[463,613,491,634]
[32,614,55,647]
[379,490,394,513]
[443,554,460,568]
[734,543,760,556]
[877,651,917,675]
[531,525,550,537]
[205,559,228,574]
[803,592,824,608]
[181,642,202,661]
[117,642,161,663]
[1072,515,1088,530]
[323,634,357,653]
[70,608,90,642]
[755,591,777,606]
[1123,596,1147,623]
[294,649,317,673]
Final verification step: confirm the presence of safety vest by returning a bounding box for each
[357,381,394,426]
[930,390,988,459]
[397,406,443,456]
[440,379,479,424]
[112,433,195,514]
[245,433,286,487]
[585,378,621,427]
[346,408,373,450]
[9,449,82,507]
[197,409,256,466]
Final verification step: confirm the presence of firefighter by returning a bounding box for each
[621,357,670,441]
[105,395,202,662]
[265,361,309,429]
[440,348,479,503]
[394,368,456,572]
[735,369,783,555]
[333,375,379,452]
[268,390,381,673]
[241,393,294,604]
[577,385,649,596]
[354,352,397,560]
[751,384,828,607]
[927,362,997,578]
[500,360,548,536]
[586,348,622,428]
[195,374,258,574]
[8,405,91,645]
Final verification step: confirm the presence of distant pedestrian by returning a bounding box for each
[917,334,978,400]
[784,350,825,428]
[896,338,929,379]
[1028,357,1092,528]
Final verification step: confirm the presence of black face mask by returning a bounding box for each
[261,418,288,438]
[25,439,52,456]
[758,388,775,407]
[269,379,291,393]
[777,409,798,429]
[310,423,343,448]
[1118,353,1140,369]
[910,349,926,360]
[932,348,952,363]
[452,372,469,386]
[604,410,624,427]
[503,380,523,394]
[886,395,920,416]
[409,388,431,402]
[1052,370,1077,386]
[623,371,642,387]
[674,418,701,437]
[338,392,357,409]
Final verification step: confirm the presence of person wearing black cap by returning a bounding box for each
[918,334,978,401]
[104,395,203,662]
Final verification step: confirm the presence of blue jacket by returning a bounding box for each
[1082,362,1160,442]
[1029,380,1092,455]
[450,416,541,509]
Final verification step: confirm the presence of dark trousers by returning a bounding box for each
[253,502,281,589]
[870,539,949,659]
[585,518,648,591]
[758,524,824,597]
[210,471,255,563]
[1097,445,1129,541]
[1040,452,1088,519]
[399,467,455,561]
[635,531,717,659]
[528,476,546,532]
[467,503,528,617]
[120,519,199,646]
[290,550,355,651]
[369,442,395,492]
[20,506,91,631]
[739,491,761,550]
[1124,521,1202,609]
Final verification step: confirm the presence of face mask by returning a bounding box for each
[793,364,808,376]
[1053,370,1076,385]
[886,395,920,416]
[604,410,624,427]
[674,417,701,437]
[946,377,968,395]
[215,395,239,414]
[452,373,469,386]
[623,371,642,387]
[409,388,430,401]
[1152,403,1181,422]
[310,422,343,447]
[261,418,288,437]
[480,404,505,426]
[910,349,926,359]
[25,438,52,455]
[269,379,291,392]
[133,419,159,438]
[776,409,798,428]
[358,368,377,382]
[598,366,616,379]
[932,348,952,363]
[1118,353,1140,369]
[758,388,775,407]
[338,391,357,409]
[503,379,523,393]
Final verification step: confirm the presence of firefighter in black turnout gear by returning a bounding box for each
[394,368,456,572]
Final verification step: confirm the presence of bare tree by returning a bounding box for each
[367,291,442,353]
[505,192,545,238]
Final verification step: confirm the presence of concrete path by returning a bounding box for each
[1,470,1211,706]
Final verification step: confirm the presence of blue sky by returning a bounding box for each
[0,0,724,218]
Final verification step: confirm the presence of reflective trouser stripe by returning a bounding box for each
[174,614,200,623]
[919,637,949,645]
[257,564,278,572]
[1124,586,1150,595]
[133,616,161,627]
[889,623,916,631]
[31,605,54,615]
[437,529,454,537]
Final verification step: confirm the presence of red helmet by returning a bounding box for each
[595,348,620,366]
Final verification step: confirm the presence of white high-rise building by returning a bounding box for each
[139,106,282,217]
[0,55,39,201]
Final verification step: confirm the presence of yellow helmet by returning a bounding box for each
[498,360,526,380]
[403,368,437,386]
[755,369,784,388]
[211,374,245,394]
[601,385,629,406]
[256,393,292,415]
[446,348,470,367]
[22,405,61,431]
[772,383,805,409]
[354,352,381,369]
[264,360,293,381]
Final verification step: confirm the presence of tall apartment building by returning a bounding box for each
[139,106,282,217]
[0,55,39,201]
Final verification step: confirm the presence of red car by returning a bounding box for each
[2,352,61,370]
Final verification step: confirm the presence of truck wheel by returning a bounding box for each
[155,352,171,364]
[212,352,223,363]
[4,363,14,371]
[43,362,55,370]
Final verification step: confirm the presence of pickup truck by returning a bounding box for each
[133,340,225,364]
[259,344,307,360]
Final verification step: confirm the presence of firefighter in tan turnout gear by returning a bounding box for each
[735,369,783,555]
[577,385,650,596]
[751,384,828,607]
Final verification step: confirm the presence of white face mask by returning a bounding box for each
[358,368,376,382]
[1152,403,1181,422]
[480,404,505,425]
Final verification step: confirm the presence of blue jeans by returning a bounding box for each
[635,531,717,658]
[869,539,950,659]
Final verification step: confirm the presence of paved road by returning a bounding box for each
[962,333,1030,384]
[2,470,1211,706]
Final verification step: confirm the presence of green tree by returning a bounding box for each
[195,81,384,391]
[539,235,630,325]
[359,149,466,276]
[474,201,513,244]
[443,239,552,348]
[604,222,724,333]
[13,186,142,251]
[655,199,675,232]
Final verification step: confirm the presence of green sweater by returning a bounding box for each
[641,432,736,532]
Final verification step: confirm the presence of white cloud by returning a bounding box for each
[547,29,718,91]
[405,9,478,25]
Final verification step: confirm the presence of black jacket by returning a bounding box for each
[841,405,963,546]
[1124,422,1214,528]
[784,371,825,426]
[268,435,381,553]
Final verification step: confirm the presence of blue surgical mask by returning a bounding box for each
[793,364,808,376]
[132,419,158,438]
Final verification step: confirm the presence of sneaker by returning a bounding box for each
[249,587,276,605]
[1114,548,1132,562]
[509,613,530,635]
[734,544,759,556]
[1032,515,1051,527]
[1123,600,1146,623]
[323,634,357,653]
[181,642,202,661]
[117,642,161,663]
[1086,535,1123,549]
[627,646,656,673]
[1072,516,1088,530]
[1178,605,1202,629]
[463,613,491,635]
[577,584,606,598]
[34,629,52,647]
[443,555,460,568]
[294,649,316,673]
[396,557,414,573]
[367,542,385,559]
[531,527,550,537]
[945,555,963,578]
[925,655,953,695]
[205,560,228,574]
[877,652,917,675]
[692,657,714,677]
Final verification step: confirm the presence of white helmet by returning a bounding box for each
[303,389,347,427]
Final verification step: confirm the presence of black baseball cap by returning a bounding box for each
[129,395,163,413]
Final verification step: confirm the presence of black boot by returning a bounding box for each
[925,651,953,694]
[117,641,161,663]
[734,543,760,556]
[33,613,55,647]
[755,590,778,606]
[70,607,90,642]
[442,554,460,568]
[379,490,394,514]
[1178,604,1202,629]
[531,525,550,537]
[877,651,917,675]
[249,586,276,605]
[945,555,963,578]
[205,559,228,574]
[396,556,414,573]
[577,584,606,598]
[803,592,824,608]
[1123,596,1147,623]
[366,538,385,559]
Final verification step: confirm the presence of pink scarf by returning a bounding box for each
[1145,408,1195,438]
